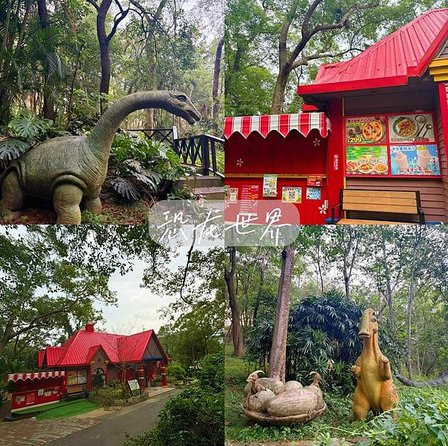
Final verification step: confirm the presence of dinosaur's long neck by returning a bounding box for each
[88,91,172,162]
[362,332,381,360]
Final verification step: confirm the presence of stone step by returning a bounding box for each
[193,186,225,200]
[178,175,224,189]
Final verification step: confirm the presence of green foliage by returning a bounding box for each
[9,114,53,140]
[107,132,185,203]
[159,298,224,369]
[0,137,30,161]
[361,388,448,446]
[90,384,125,407]
[124,387,224,446]
[196,352,225,392]
[167,364,186,382]
[0,113,54,161]
[247,290,368,393]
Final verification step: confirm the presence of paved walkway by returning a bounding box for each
[0,387,177,446]
[0,417,101,446]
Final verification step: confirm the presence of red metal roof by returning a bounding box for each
[224,113,330,139]
[40,325,169,367]
[298,8,448,95]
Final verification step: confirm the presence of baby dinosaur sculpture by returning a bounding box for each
[0,91,201,224]
[352,308,399,420]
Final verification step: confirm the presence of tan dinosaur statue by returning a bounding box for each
[352,308,399,420]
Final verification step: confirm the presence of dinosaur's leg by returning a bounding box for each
[380,382,398,414]
[53,183,83,224]
[352,386,371,420]
[85,188,102,215]
[0,170,24,221]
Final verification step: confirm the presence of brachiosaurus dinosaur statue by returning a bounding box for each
[0,91,201,224]
[352,308,399,420]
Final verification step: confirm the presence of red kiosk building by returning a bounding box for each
[7,323,169,412]
[225,8,448,224]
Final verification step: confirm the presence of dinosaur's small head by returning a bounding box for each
[359,308,378,339]
[166,92,201,125]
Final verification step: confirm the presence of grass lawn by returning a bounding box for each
[225,348,448,445]
[14,399,99,420]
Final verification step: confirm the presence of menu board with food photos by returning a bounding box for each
[345,113,440,177]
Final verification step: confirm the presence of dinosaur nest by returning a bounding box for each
[243,402,327,426]
[243,372,327,426]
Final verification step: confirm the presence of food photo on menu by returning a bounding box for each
[345,113,441,177]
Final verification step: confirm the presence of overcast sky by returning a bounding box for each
[97,245,194,334]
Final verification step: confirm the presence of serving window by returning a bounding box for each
[344,112,441,178]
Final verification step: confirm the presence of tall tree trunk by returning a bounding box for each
[224,247,244,357]
[96,0,112,113]
[271,67,289,114]
[37,0,56,121]
[269,245,294,382]
[212,36,224,134]
[252,252,267,325]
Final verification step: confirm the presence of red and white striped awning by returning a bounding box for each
[7,371,65,382]
[224,113,330,139]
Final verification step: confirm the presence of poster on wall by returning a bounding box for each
[282,187,302,203]
[224,186,238,203]
[240,185,259,214]
[390,145,440,175]
[389,114,435,143]
[346,116,387,144]
[346,146,388,175]
[67,370,88,385]
[263,175,278,197]
[306,187,321,200]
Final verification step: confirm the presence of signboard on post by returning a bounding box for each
[128,379,140,396]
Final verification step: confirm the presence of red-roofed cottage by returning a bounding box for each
[225,8,448,223]
[7,323,169,411]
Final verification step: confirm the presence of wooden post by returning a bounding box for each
[201,136,210,176]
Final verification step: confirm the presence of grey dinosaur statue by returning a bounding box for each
[0,91,201,224]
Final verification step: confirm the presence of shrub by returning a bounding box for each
[123,387,224,446]
[124,353,224,446]
[167,364,186,382]
[361,388,448,445]
[196,352,225,392]
[247,290,385,393]
[89,384,125,407]
[107,132,186,202]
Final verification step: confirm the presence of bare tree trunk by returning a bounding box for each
[224,247,244,357]
[396,371,448,387]
[269,245,294,382]
[212,36,224,133]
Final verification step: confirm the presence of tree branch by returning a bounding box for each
[86,0,100,10]
[107,8,129,42]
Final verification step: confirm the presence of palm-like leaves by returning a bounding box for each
[248,290,366,393]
